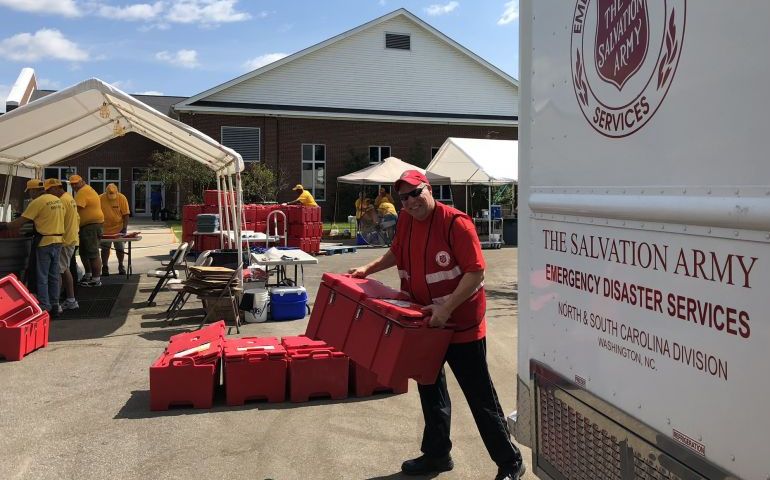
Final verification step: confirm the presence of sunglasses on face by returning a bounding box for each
[398,185,426,202]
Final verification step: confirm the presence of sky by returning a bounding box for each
[0,0,519,112]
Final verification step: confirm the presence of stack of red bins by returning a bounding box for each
[307,273,451,388]
[281,335,349,403]
[182,204,204,244]
[149,321,225,411]
[223,336,287,406]
[286,205,322,254]
[0,274,50,362]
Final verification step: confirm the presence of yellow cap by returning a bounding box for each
[106,183,118,196]
[292,184,304,191]
[69,174,83,184]
[43,178,62,190]
[25,179,43,192]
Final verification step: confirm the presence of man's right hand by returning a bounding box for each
[348,266,368,278]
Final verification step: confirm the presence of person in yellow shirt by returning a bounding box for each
[375,187,395,208]
[354,192,368,222]
[286,184,319,207]
[0,179,64,314]
[70,174,104,287]
[99,183,130,276]
[44,179,80,311]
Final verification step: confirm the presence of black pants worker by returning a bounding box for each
[418,338,522,469]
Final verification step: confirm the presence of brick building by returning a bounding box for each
[4,9,518,219]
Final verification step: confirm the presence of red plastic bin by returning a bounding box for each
[287,348,349,402]
[311,273,405,351]
[281,335,329,351]
[149,322,225,410]
[224,337,287,405]
[365,298,453,386]
[0,274,49,361]
[351,361,408,397]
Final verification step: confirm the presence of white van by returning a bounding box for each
[515,2,768,479]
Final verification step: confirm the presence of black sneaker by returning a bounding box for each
[401,454,454,475]
[495,462,526,480]
[101,267,110,276]
[118,265,126,275]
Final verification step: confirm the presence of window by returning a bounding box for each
[89,167,121,194]
[386,33,411,50]
[221,126,261,162]
[301,144,326,202]
[434,185,453,202]
[44,166,77,194]
[369,145,391,164]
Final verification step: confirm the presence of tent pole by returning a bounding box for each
[488,184,492,244]
[2,165,16,221]
[216,175,225,249]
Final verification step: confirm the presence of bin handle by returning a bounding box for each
[170,356,196,366]
[247,352,270,362]
[308,349,333,359]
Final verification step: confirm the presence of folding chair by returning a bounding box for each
[165,251,214,323]
[146,241,189,306]
[198,265,242,334]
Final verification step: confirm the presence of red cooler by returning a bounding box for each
[224,337,287,405]
[365,298,453,386]
[0,274,50,361]
[351,361,408,397]
[287,348,349,402]
[312,273,405,351]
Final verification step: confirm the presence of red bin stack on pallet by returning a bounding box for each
[223,336,287,405]
[285,205,322,255]
[281,335,349,403]
[149,321,225,411]
[0,274,50,361]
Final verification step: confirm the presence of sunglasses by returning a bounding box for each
[398,185,426,202]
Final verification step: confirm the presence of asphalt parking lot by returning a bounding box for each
[0,222,535,480]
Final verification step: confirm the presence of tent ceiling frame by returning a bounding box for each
[0,107,103,152]
[19,118,117,162]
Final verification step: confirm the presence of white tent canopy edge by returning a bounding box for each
[426,137,518,244]
[0,77,247,282]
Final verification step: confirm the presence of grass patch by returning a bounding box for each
[167,220,182,241]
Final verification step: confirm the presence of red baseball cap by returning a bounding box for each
[395,169,430,191]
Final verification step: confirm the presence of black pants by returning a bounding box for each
[151,204,161,221]
[418,338,521,469]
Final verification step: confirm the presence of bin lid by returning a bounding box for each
[225,336,285,359]
[270,286,307,296]
[321,273,405,301]
[0,273,42,322]
[363,298,426,321]
[166,321,225,355]
[281,335,328,350]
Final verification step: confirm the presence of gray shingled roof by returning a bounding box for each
[29,89,187,117]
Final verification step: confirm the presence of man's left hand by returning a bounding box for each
[422,303,451,328]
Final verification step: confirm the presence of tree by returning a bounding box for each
[240,163,285,203]
[146,150,215,204]
[405,140,428,168]
[335,148,371,222]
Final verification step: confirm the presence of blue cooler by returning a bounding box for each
[270,286,308,321]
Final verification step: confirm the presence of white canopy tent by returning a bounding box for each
[337,156,451,185]
[426,138,518,244]
[0,78,247,280]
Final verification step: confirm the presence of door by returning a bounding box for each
[132,181,163,217]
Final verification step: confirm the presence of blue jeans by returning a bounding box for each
[36,243,62,311]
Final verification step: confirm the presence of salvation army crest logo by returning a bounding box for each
[571,0,686,137]
[435,251,451,267]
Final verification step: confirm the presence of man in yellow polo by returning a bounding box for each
[70,174,104,287]
[285,184,318,207]
[99,183,130,276]
[0,179,64,314]
[44,178,79,311]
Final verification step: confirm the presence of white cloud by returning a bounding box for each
[378,0,386,5]
[166,0,250,24]
[37,78,62,90]
[0,29,89,62]
[243,52,288,71]
[0,0,80,17]
[137,90,164,95]
[156,49,199,68]
[97,2,164,21]
[425,1,458,16]
[497,0,519,25]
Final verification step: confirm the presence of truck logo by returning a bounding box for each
[571,0,686,137]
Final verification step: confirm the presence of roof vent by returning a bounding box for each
[385,33,411,50]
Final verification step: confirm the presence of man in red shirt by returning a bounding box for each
[349,170,525,480]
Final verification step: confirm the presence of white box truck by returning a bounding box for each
[515,2,768,479]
